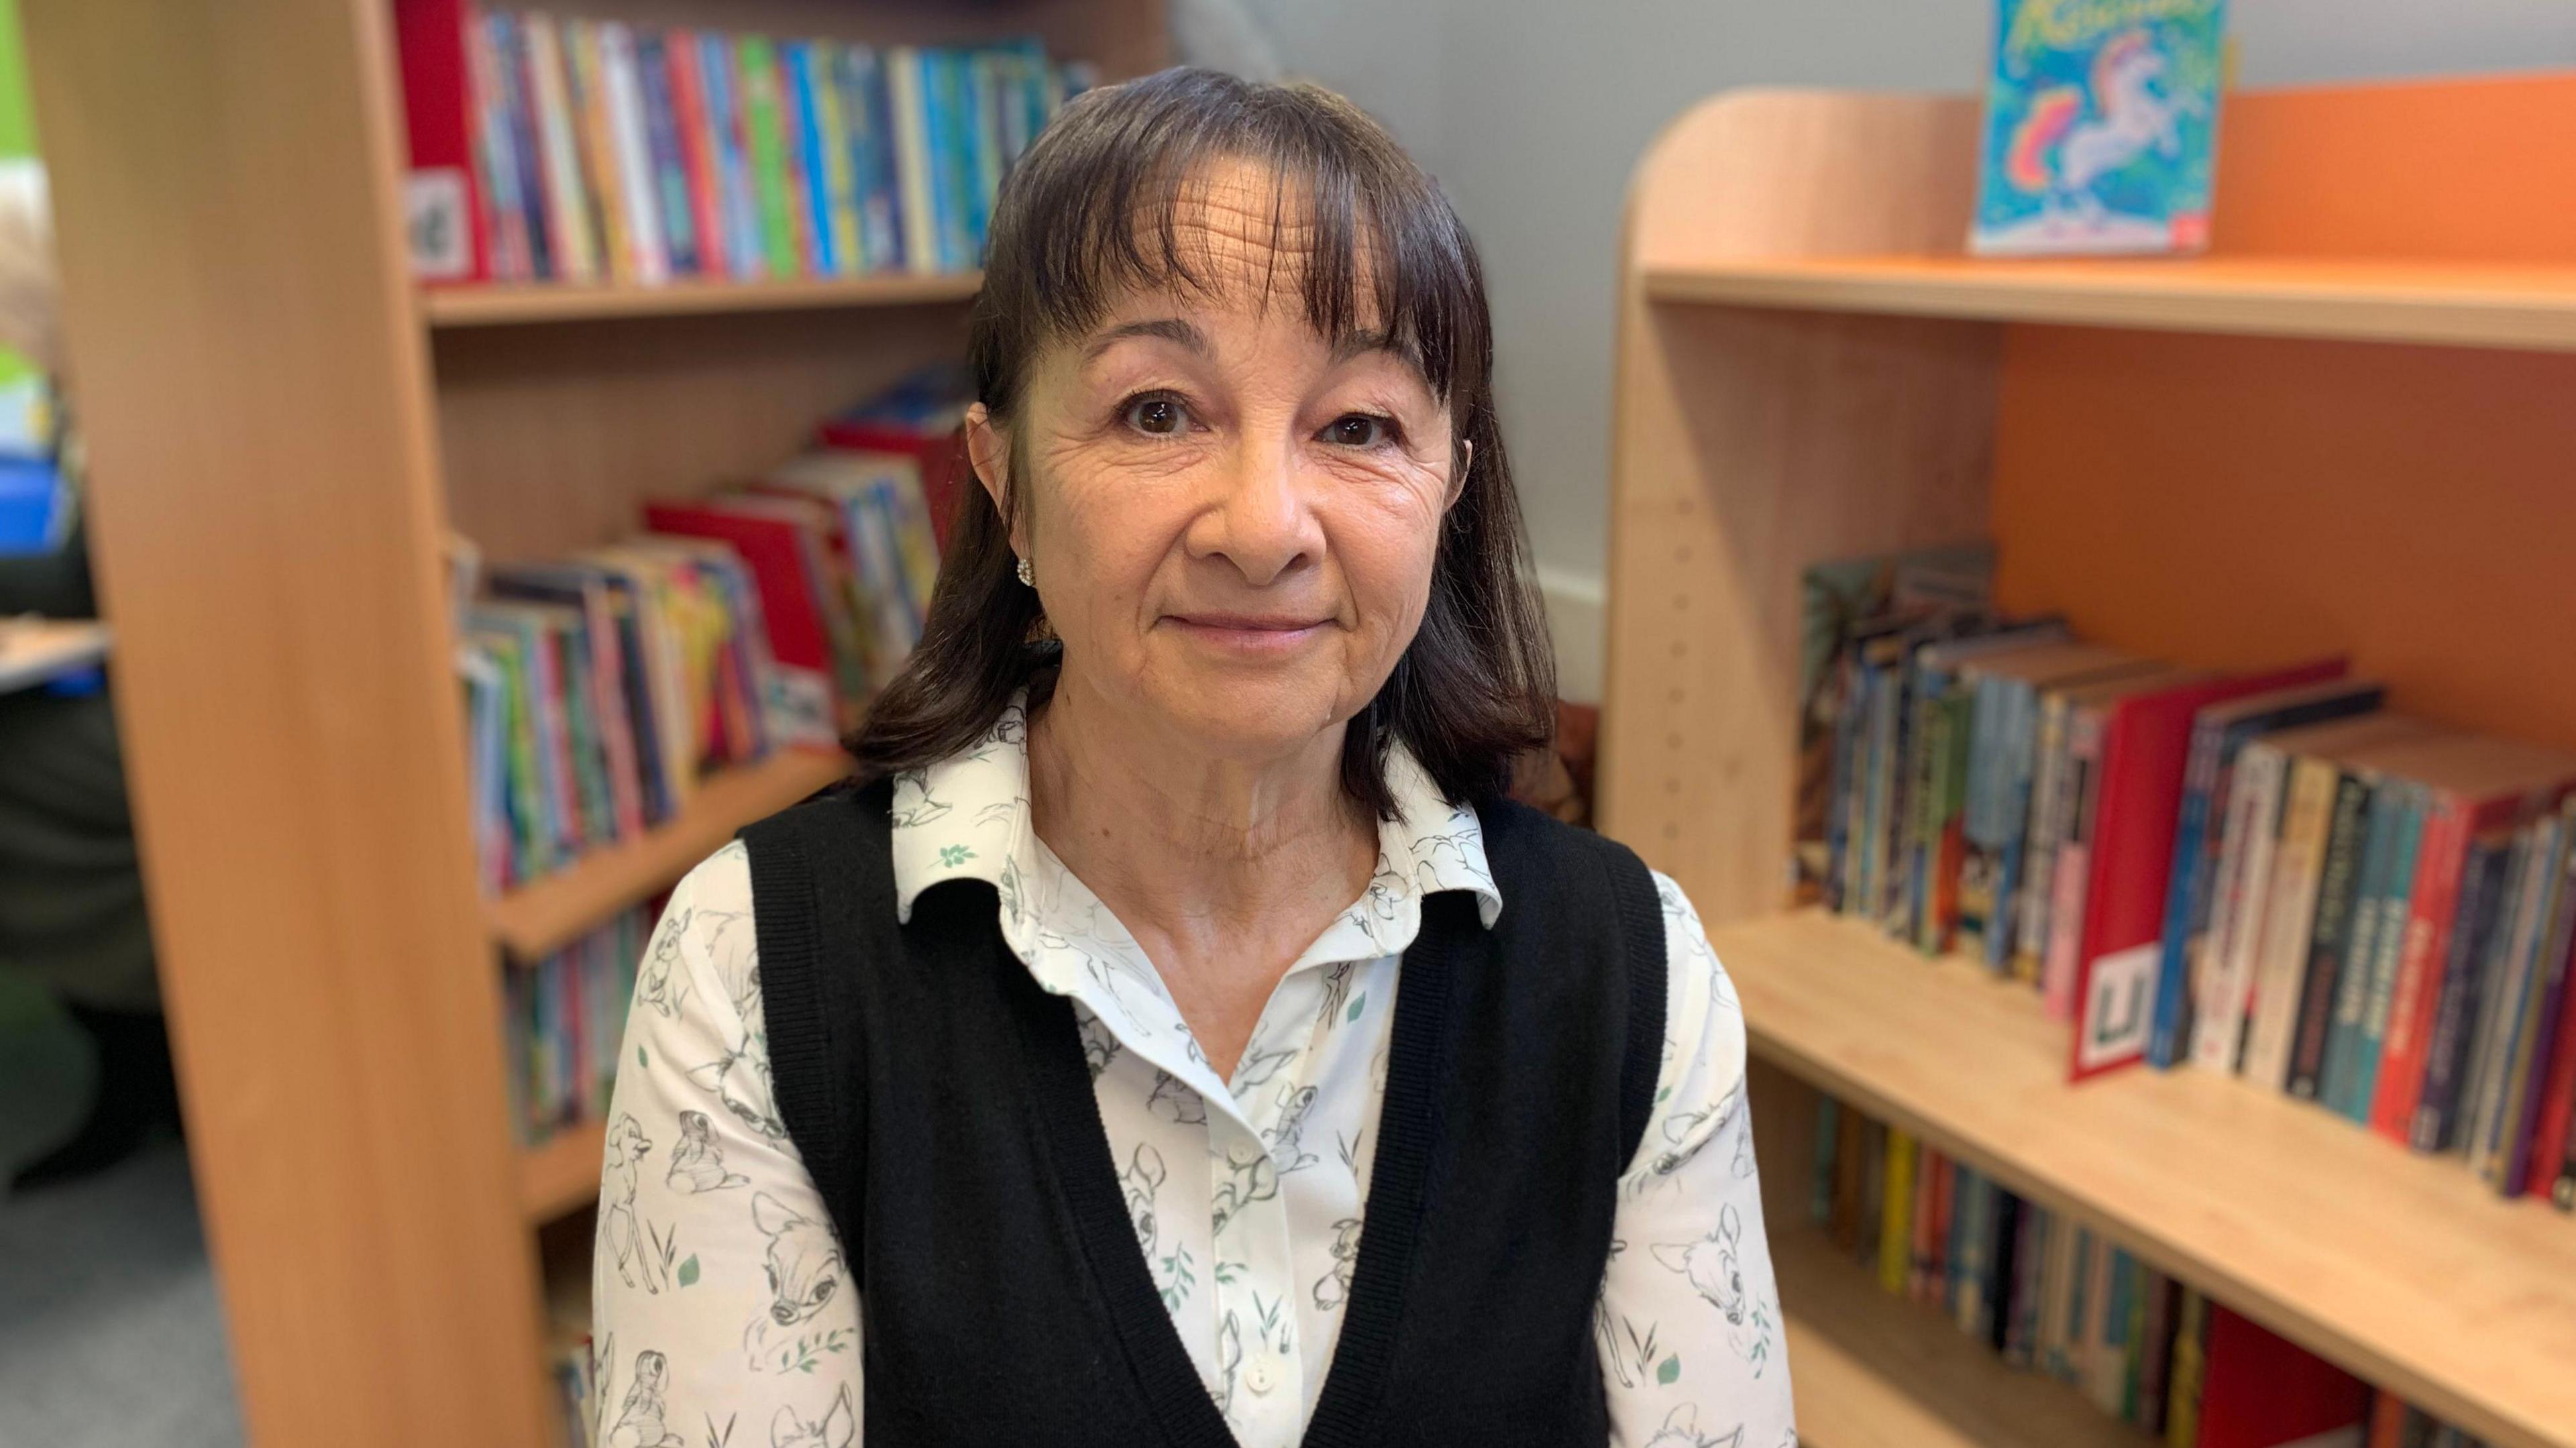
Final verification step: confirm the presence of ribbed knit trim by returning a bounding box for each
[1610,848,1668,1171]
[745,805,843,1202]
[1302,891,1468,1447]
[1019,968,1240,1448]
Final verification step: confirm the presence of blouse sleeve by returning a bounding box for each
[592,840,865,1448]
[1597,870,1798,1448]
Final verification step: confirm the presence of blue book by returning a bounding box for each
[780,40,838,275]
[1972,0,2226,256]
[698,33,763,280]
[487,13,555,280]
[634,32,698,276]
[837,46,903,272]
[2335,785,2422,1118]
[930,50,977,270]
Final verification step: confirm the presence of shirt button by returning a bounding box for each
[1245,1356,1278,1395]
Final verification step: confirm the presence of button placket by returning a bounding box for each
[1210,1115,1303,1445]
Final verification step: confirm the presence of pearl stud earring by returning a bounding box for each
[1016,557,1034,587]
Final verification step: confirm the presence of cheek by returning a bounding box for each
[1326,480,1447,632]
[1030,447,1193,612]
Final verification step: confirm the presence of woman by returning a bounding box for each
[596,66,1793,1447]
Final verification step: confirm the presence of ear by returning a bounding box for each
[963,401,1026,555]
[1444,435,1473,510]
[751,1190,804,1237]
[824,1384,857,1448]
[1650,1241,1692,1274]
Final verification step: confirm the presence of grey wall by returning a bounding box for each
[1226,0,2576,700]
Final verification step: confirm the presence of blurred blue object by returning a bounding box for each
[0,451,64,553]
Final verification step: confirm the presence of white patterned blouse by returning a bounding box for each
[591,696,1796,1448]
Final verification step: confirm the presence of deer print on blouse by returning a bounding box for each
[769,1384,857,1448]
[601,1115,665,1294]
[1651,1202,1747,1325]
[688,1028,786,1140]
[1641,1404,1746,1448]
[741,1192,845,1370]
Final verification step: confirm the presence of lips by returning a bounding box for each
[1162,612,1333,653]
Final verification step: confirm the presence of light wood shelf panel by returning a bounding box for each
[1713,908,2576,1448]
[519,1119,608,1224]
[1768,1224,2145,1448]
[1644,256,2576,353]
[488,747,853,960]
[423,271,983,328]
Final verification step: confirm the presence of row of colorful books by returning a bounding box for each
[500,906,645,1144]
[1807,1094,2487,1447]
[395,0,1100,286]
[1795,543,2576,1205]
[452,372,963,893]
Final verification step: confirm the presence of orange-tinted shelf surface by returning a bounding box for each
[518,1119,606,1224]
[423,270,983,327]
[1643,255,2576,353]
[1714,909,2576,1448]
[486,748,853,961]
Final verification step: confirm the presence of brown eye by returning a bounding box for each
[1124,394,1188,436]
[1323,413,1392,448]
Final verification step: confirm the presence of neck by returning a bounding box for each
[1028,671,1375,931]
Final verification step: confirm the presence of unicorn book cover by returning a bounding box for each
[1972,0,2226,256]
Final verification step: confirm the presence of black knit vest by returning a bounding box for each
[739,776,1665,1447]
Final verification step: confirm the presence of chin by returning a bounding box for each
[1142,665,1352,761]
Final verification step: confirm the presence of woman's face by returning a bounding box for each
[973,160,1460,763]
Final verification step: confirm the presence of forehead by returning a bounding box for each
[1114,156,1387,331]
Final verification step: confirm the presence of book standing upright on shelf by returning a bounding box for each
[1971,0,2227,256]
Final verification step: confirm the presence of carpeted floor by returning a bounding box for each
[0,979,244,1448]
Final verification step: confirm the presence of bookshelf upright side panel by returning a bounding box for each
[25,1,550,1442]
[1602,91,1998,925]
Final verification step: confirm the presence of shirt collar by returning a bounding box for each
[888,691,1503,932]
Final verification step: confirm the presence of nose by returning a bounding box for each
[773,1302,799,1325]
[1188,431,1322,588]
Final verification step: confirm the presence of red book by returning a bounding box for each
[392,0,492,284]
[819,369,975,553]
[2195,1304,2367,1448]
[2522,903,2576,1196]
[2365,737,2576,1142]
[2363,1392,2407,1448]
[663,28,728,280]
[643,501,841,748]
[2070,659,2350,1080]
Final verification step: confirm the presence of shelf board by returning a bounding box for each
[1642,255,2576,353]
[422,270,982,327]
[1713,909,2576,1448]
[1770,1224,2142,1448]
[519,1119,604,1224]
[486,748,853,960]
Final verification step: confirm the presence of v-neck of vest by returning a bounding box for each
[1011,891,1479,1447]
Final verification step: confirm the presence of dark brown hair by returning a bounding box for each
[850,66,1554,815]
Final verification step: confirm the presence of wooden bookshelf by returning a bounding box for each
[1724,911,2576,1448]
[487,746,852,961]
[519,1119,608,1224]
[29,1,1166,1443]
[1642,255,2576,354]
[1603,73,2576,1448]
[424,270,984,328]
[1766,1223,2145,1448]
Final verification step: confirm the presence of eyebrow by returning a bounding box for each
[1082,317,1209,361]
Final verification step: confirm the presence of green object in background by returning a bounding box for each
[0,0,36,162]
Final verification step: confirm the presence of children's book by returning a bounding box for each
[1972,0,2226,256]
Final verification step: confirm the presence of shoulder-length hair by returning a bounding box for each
[850,66,1554,816]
